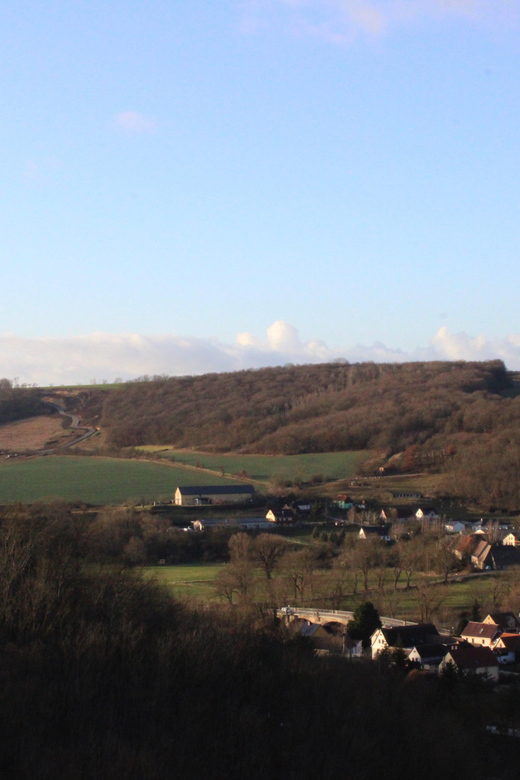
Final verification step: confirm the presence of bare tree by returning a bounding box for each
[282,550,315,603]
[433,537,457,583]
[213,567,238,604]
[252,534,286,580]
[321,561,351,609]
[215,562,255,602]
[414,581,448,623]
[399,538,423,588]
[228,532,252,564]
[354,538,381,592]
[373,544,390,592]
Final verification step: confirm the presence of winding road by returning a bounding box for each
[39,402,98,454]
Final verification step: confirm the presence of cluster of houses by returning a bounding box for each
[352,504,520,571]
[189,502,307,532]
[454,533,520,570]
[167,484,309,531]
[289,611,520,681]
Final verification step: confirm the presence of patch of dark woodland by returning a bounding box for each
[0,503,507,780]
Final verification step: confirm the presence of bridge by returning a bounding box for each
[277,607,417,629]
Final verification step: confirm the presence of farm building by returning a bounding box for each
[191,517,275,531]
[174,484,255,506]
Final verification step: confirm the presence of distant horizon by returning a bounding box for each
[2,320,520,386]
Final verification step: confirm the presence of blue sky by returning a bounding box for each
[1,0,520,383]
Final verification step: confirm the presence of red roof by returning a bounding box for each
[461,621,499,640]
[447,644,498,671]
[495,633,520,652]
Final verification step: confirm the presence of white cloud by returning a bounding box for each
[1,323,520,386]
[240,0,520,41]
[431,326,520,365]
[114,111,155,134]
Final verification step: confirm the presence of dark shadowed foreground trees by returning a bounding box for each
[0,504,513,780]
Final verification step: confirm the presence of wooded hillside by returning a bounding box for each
[0,380,46,426]
[99,360,515,456]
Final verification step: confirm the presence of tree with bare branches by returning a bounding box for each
[252,534,286,580]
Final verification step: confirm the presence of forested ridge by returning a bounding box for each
[0,380,46,426]
[99,359,515,455]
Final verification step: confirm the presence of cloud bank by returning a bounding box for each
[240,0,520,42]
[2,322,520,386]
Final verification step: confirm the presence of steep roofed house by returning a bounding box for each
[492,634,520,665]
[454,534,482,562]
[358,525,391,542]
[460,621,501,648]
[471,540,492,569]
[371,623,440,658]
[439,645,499,682]
[473,543,520,571]
[265,505,296,525]
[408,643,451,672]
[483,612,520,633]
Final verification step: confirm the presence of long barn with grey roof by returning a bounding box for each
[175,485,255,506]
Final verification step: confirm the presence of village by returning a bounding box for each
[161,482,520,686]
[280,606,520,683]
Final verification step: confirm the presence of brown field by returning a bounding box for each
[0,415,73,451]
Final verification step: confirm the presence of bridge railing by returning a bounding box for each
[277,606,416,628]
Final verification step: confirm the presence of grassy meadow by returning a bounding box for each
[143,563,226,601]
[139,448,365,483]
[0,456,240,505]
[143,559,505,625]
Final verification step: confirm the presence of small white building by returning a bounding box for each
[445,521,465,534]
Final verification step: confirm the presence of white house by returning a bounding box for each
[439,645,499,682]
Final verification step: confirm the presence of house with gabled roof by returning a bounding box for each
[289,619,346,655]
[492,633,520,665]
[483,612,520,633]
[460,621,501,648]
[371,623,440,658]
[473,543,520,571]
[408,642,453,672]
[358,525,391,542]
[266,505,296,525]
[454,534,482,561]
[471,540,492,569]
[439,644,499,681]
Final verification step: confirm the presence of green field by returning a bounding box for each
[144,563,226,600]
[0,456,240,505]
[144,562,509,622]
[139,449,366,483]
